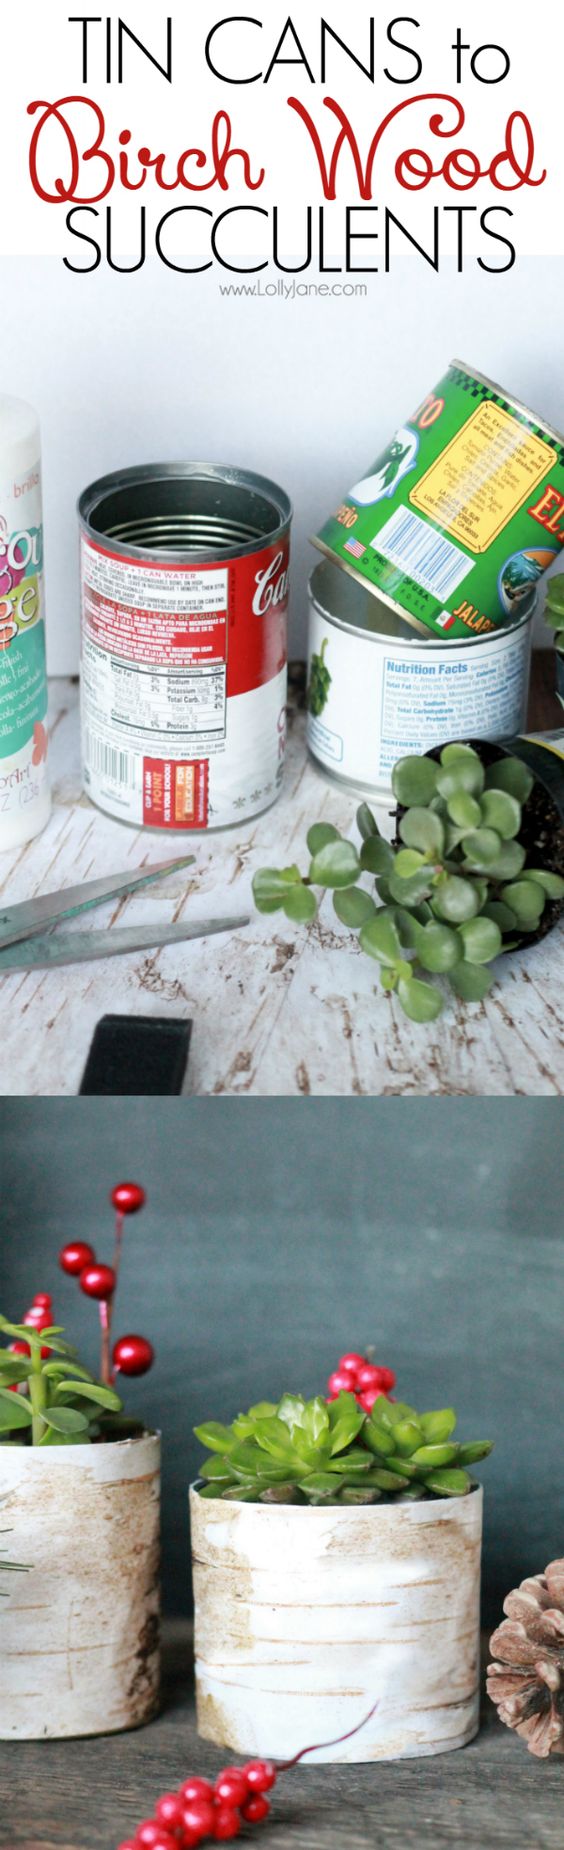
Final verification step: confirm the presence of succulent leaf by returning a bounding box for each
[484,756,534,803]
[397,977,443,1023]
[282,885,317,924]
[392,756,439,806]
[333,887,377,927]
[306,823,340,855]
[309,840,361,889]
[356,802,379,840]
[360,836,394,876]
[399,808,445,856]
[448,961,495,1003]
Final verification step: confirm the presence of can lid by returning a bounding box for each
[0,396,40,476]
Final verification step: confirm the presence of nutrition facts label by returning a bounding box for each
[377,630,530,780]
[105,658,225,737]
[83,639,226,754]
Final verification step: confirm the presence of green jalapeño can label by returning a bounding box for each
[313,361,564,642]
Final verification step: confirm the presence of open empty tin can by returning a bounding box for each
[79,463,292,831]
[307,560,534,802]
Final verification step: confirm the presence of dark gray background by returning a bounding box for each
[1,1099,562,1624]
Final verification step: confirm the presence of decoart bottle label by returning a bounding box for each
[0,460,48,817]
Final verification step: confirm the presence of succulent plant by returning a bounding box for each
[253,742,564,1023]
[0,1314,123,1446]
[195,1391,493,1506]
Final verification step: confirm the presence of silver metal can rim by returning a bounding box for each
[78,461,293,565]
[309,560,536,650]
[452,358,564,451]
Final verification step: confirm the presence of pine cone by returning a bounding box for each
[487,1559,564,1757]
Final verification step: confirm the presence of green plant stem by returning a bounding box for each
[28,1340,48,1446]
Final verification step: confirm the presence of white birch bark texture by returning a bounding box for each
[0,1434,160,1738]
[191,1485,483,1763]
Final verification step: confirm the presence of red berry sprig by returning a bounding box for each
[59,1183,153,1389]
[115,1707,377,1849]
[9,1293,57,1363]
[327,1349,396,1414]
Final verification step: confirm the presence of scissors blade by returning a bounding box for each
[0,915,250,972]
[0,856,196,951]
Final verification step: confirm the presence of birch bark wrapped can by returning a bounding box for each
[0,1432,160,1740]
[190,1485,483,1764]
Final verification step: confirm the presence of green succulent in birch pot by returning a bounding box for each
[0,1315,123,1446]
[253,742,564,1024]
[195,1391,493,1506]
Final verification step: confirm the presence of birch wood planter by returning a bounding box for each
[191,1484,483,1763]
[0,1433,160,1739]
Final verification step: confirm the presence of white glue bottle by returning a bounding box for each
[0,397,50,849]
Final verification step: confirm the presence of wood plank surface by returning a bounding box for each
[0,660,562,1098]
[0,1621,561,1850]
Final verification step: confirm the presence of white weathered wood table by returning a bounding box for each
[0,672,562,1097]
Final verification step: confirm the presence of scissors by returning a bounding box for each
[0,856,250,972]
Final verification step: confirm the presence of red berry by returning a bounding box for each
[215,1769,248,1808]
[180,1779,214,1806]
[111,1182,146,1215]
[182,1800,216,1837]
[33,1293,52,1308]
[241,1797,271,1824]
[136,1824,164,1847]
[377,1367,396,1392]
[243,1762,276,1794]
[327,1369,355,1396]
[356,1364,384,1391]
[359,1387,382,1413]
[59,1241,96,1276]
[154,1794,185,1832]
[180,1828,206,1850]
[337,1352,366,1377]
[213,1808,241,1841]
[23,1308,52,1331]
[9,1341,29,1355]
[79,1263,116,1301]
[116,1841,138,1850]
[113,1334,154,1377]
[137,1837,177,1850]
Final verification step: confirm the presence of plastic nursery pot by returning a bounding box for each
[0,1432,160,1740]
[190,1483,483,1764]
[404,736,564,948]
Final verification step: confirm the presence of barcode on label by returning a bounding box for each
[84,731,137,789]
[373,507,473,602]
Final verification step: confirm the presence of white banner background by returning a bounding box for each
[1,2,560,259]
